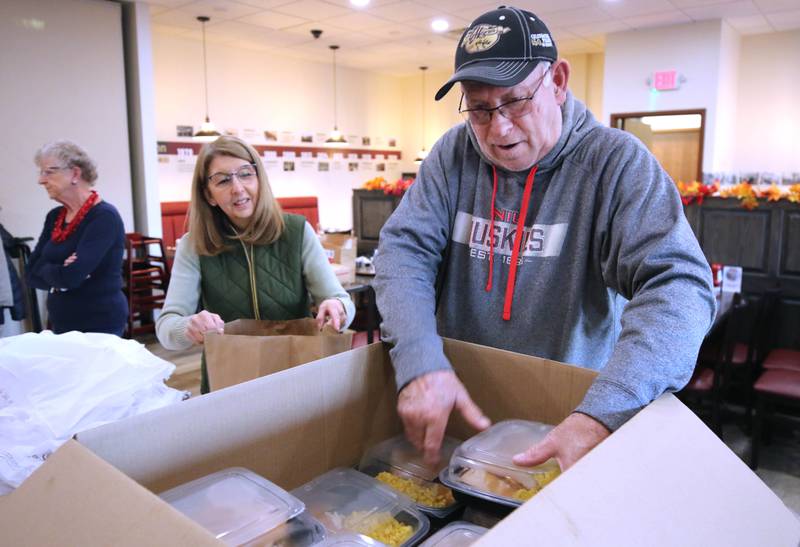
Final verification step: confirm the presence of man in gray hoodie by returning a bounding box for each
[373,5,715,470]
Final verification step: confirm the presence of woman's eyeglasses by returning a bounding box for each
[207,164,257,187]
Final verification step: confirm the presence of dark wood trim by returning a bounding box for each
[610,108,705,182]
[156,141,402,160]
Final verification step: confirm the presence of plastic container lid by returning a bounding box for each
[440,420,561,507]
[291,468,429,547]
[358,435,460,515]
[241,512,327,547]
[418,521,487,547]
[159,467,306,546]
[322,533,388,546]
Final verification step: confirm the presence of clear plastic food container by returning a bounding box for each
[358,435,460,517]
[242,512,327,546]
[291,467,429,547]
[321,533,388,546]
[418,521,487,547]
[440,420,561,507]
[159,467,306,546]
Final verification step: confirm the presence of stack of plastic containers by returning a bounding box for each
[292,467,429,547]
[358,435,461,519]
[440,420,561,507]
[418,521,487,547]
[158,467,326,546]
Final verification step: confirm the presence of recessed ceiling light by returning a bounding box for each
[431,18,449,32]
[350,0,370,7]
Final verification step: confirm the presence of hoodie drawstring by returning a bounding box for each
[485,166,499,293]
[485,165,538,321]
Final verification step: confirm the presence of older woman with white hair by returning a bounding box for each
[27,141,128,335]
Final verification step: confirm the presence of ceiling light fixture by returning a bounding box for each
[350,0,370,6]
[193,16,221,142]
[325,45,347,144]
[431,18,449,32]
[415,66,429,164]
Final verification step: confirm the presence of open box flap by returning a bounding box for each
[0,440,219,546]
[77,343,399,494]
[475,394,800,546]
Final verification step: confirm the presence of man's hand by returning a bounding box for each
[398,370,491,466]
[186,310,225,345]
[316,298,346,331]
[512,412,610,471]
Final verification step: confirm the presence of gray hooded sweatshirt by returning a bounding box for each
[373,92,715,430]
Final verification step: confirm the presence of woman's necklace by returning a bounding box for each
[51,190,99,243]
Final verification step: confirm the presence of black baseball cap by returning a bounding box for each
[435,6,558,101]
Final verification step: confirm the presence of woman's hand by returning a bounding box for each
[63,252,77,266]
[316,298,346,331]
[185,310,225,345]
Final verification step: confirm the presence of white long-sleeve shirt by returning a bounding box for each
[156,222,356,350]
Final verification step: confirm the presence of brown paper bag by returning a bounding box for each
[320,234,357,284]
[204,318,354,391]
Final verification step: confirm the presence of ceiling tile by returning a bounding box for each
[566,19,632,37]
[683,0,761,21]
[412,0,495,10]
[726,13,774,32]
[361,21,428,41]
[322,0,401,8]
[142,0,196,8]
[668,0,739,7]
[281,20,381,45]
[236,0,302,8]
[153,9,217,30]
[599,0,678,18]
[404,14,472,34]
[765,8,800,30]
[241,10,310,29]
[271,0,351,19]
[754,0,800,12]
[366,1,443,23]
[322,11,395,30]
[520,0,595,14]
[543,6,613,27]
[623,10,693,28]
[184,0,264,19]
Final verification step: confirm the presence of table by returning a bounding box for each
[343,275,378,344]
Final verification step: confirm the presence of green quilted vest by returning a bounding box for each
[198,213,310,393]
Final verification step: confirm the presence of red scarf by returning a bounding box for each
[51,190,99,243]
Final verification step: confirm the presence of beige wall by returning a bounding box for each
[733,30,800,174]
[563,52,605,122]
[152,32,411,229]
[0,0,133,242]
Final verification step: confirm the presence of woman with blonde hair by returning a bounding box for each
[156,136,355,393]
[27,140,128,335]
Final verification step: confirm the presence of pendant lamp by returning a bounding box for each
[325,45,347,144]
[414,66,429,163]
[194,16,221,141]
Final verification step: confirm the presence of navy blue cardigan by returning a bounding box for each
[27,201,128,335]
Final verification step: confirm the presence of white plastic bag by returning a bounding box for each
[0,331,187,494]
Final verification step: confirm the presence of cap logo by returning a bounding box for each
[530,33,552,48]
[461,24,511,54]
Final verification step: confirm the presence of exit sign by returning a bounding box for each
[653,70,679,91]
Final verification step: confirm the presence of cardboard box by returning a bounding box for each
[2,341,799,546]
[320,233,357,284]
